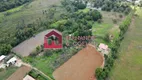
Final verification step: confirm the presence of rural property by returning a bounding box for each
[0,0,142,80]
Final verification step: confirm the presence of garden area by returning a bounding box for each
[23,47,81,79]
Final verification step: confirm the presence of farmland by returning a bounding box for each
[53,44,104,80]
[110,7,142,80]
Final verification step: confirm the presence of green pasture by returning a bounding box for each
[110,7,142,80]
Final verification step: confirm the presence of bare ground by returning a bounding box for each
[12,30,51,57]
[53,44,104,80]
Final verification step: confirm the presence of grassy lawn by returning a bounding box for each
[110,8,142,80]
[24,54,58,79]
[0,67,18,80]
[92,22,113,44]
[92,11,123,45]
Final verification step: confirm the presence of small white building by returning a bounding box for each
[0,55,6,62]
[127,0,132,2]
[98,43,109,55]
[23,75,35,80]
[135,0,141,4]
[6,57,17,66]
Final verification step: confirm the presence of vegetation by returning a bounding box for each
[23,47,82,78]
[61,0,87,12]
[0,44,12,55]
[92,11,123,45]
[0,0,138,80]
[110,7,142,80]
[0,67,18,80]
[92,0,132,14]
[29,69,49,80]
[0,0,32,12]
[95,10,134,80]
[0,0,103,56]
[0,0,60,56]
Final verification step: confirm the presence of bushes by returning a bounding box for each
[119,12,133,36]
[29,69,48,80]
[96,57,114,80]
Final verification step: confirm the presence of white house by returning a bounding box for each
[0,55,6,62]
[6,57,17,66]
[98,43,109,55]
[23,75,35,80]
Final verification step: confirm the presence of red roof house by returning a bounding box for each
[44,29,62,49]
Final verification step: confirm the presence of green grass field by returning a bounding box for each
[23,54,58,79]
[0,67,18,80]
[92,11,123,45]
[0,0,60,44]
[110,7,142,80]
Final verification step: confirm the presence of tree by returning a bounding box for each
[91,10,102,21]
[0,0,32,12]
[95,68,104,80]
[0,44,12,55]
[77,2,86,9]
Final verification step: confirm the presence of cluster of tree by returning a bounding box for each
[93,0,132,14]
[0,0,32,12]
[0,0,102,56]
[58,10,102,35]
[95,11,134,80]
[61,0,87,12]
[96,56,114,80]
[119,12,133,36]
[0,44,12,55]
[15,24,36,45]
